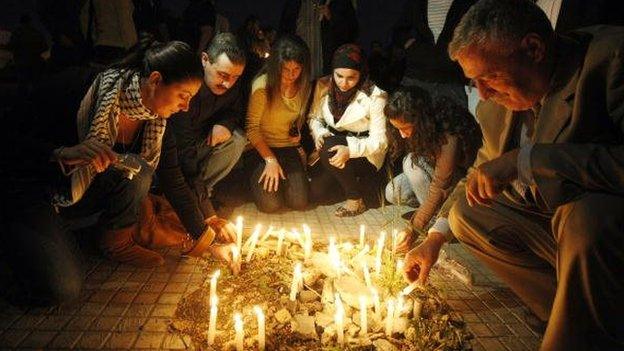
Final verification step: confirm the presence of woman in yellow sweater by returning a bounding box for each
[246,35,311,212]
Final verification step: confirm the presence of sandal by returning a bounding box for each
[334,202,367,217]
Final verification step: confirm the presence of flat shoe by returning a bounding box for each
[334,204,367,217]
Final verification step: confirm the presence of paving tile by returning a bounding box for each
[469,323,494,337]
[162,282,188,293]
[90,316,121,332]
[151,304,177,318]
[38,315,72,331]
[48,330,82,349]
[0,314,20,330]
[88,289,116,303]
[158,293,183,305]
[112,291,138,304]
[115,317,147,332]
[499,336,530,351]
[64,316,96,331]
[18,330,56,348]
[79,302,107,316]
[161,333,191,349]
[134,332,165,348]
[142,318,169,332]
[10,314,46,330]
[0,329,30,348]
[487,323,511,337]
[126,304,154,317]
[76,331,110,349]
[102,331,137,349]
[478,337,508,351]
[134,292,160,304]
[101,303,129,317]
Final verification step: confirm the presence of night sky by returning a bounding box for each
[0,0,408,50]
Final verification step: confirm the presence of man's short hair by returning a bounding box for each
[449,0,554,60]
[205,32,246,65]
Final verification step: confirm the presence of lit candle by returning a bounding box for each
[253,306,265,351]
[391,229,398,255]
[396,259,404,275]
[385,298,395,337]
[234,312,244,351]
[359,295,368,337]
[335,294,344,346]
[396,295,405,318]
[231,246,241,275]
[352,244,370,264]
[208,296,218,345]
[362,261,372,288]
[329,236,341,277]
[257,225,274,246]
[371,288,381,319]
[359,224,366,248]
[302,224,312,261]
[235,216,243,251]
[210,270,220,302]
[375,232,386,275]
[400,280,423,296]
[245,224,262,262]
[276,229,285,255]
[290,262,303,301]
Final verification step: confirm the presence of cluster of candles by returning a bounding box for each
[206,217,421,349]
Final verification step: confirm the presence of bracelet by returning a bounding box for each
[53,146,66,161]
[264,156,277,164]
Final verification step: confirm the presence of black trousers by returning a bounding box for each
[249,147,309,213]
[311,135,379,201]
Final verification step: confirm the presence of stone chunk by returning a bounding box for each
[373,339,398,351]
[314,312,333,328]
[299,290,319,303]
[334,275,372,309]
[291,314,317,339]
[275,309,292,324]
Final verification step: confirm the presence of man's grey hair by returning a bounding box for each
[448,0,554,60]
[205,32,246,65]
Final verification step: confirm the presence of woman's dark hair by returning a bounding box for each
[259,34,311,107]
[111,34,203,84]
[385,87,479,165]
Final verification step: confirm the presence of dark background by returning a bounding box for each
[0,0,408,51]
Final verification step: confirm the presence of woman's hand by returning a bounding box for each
[258,157,286,192]
[206,216,237,244]
[403,231,446,285]
[329,145,350,169]
[395,227,416,254]
[54,139,118,173]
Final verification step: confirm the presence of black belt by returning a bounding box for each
[327,125,369,138]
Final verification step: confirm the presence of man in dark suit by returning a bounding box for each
[402,0,624,349]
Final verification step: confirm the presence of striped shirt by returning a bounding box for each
[427,0,454,43]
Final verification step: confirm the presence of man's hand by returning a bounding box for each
[207,124,232,146]
[207,243,240,275]
[318,4,331,21]
[466,149,519,206]
[403,231,446,285]
[207,216,237,244]
[259,158,286,192]
[329,145,350,169]
[315,132,332,150]
[54,139,118,173]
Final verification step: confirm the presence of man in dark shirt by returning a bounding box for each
[158,33,246,245]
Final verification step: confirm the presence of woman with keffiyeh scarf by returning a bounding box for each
[308,44,388,217]
[53,36,217,268]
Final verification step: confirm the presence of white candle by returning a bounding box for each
[253,306,265,351]
[352,244,370,264]
[359,224,366,248]
[209,270,220,302]
[391,229,398,255]
[208,296,218,345]
[289,262,303,301]
[396,295,405,317]
[396,259,404,275]
[276,229,285,255]
[362,261,372,288]
[371,288,381,319]
[329,236,341,277]
[245,224,262,262]
[235,216,243,251]
[400,280,423,296]
[375,232,386,275]
[335,294,344,346]
[359,295,368,337]
[234,312,244,351]
[231,246,241,275]
[385,298,395,337]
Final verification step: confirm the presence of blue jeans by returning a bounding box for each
[249,147,309,213]
[385,154,433,207]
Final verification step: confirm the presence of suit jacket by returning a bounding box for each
[395,0,476,84]
[555,0,624,34]
[439,25,624,222]
[308,76,388,170]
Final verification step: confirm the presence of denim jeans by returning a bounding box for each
[60,154,154,230]
[385,154,433,207]
[249,147,309,213]
[178,130,247,215]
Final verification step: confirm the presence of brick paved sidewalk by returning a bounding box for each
[0,203,542,350]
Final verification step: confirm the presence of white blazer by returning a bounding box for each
[308,77,388,170]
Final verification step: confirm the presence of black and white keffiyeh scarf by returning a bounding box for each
[54,69,166,207]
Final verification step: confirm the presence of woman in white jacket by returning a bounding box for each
[308,44,388,216]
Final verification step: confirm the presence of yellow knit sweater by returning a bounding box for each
[246,74,306,148]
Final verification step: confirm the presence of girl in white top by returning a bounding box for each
[308,44,388,216]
